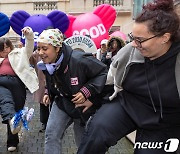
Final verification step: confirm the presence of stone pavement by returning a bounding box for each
[0,91,134,154]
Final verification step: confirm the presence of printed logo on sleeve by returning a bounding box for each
[71,77,79,85]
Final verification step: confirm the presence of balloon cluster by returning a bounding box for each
[0,4,127,48]
[65,4,116,48]
[10,10,69,46]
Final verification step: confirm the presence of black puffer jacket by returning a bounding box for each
[44,43,107,123]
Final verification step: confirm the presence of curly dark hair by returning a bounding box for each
[135,0,180,42]
[108,38,122,51]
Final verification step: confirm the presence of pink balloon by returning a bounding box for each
[64,4,116,49]
[110,31,127,41]
[64,14,76,38]
[93,4,116,30]
[72,13,108,48]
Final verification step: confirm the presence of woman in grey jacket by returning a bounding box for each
[77,0,180,154]
[0,27,39,152]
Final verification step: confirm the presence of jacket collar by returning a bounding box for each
[56,43,73,74]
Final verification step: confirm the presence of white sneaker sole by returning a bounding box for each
[8,146,17,152]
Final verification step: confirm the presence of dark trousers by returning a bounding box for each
[77,95,180,154]
[40,103,49,125]
[7,123,19,147]
[0,86,16,123]
[0,76,26,147]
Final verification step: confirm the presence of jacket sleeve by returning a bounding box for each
[43,71,56,103]
[24,27,34,59]
[107,43,136,100]
[79,56,108,99]
[106,63,117,85]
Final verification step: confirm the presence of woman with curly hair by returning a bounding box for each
[77,0,180,153]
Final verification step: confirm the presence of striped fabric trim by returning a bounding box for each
[80,86,91,98]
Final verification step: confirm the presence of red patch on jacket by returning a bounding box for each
[71,77,79,85]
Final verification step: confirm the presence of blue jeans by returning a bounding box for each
[45,102,85,154]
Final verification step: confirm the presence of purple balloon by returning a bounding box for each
[22,14,53,45]
[10,10,70,46]
[10,10,30,35]
[47,10,69,33]
[24,14,53,33]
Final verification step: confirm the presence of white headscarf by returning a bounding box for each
[37,28,64,47]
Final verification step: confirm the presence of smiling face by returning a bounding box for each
[0,43,11,58]
[131,22,171,60]
[37,42,60,64]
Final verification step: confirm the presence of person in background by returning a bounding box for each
[29,49,49,133]
[77,0,180,153]
[96,39,108,61]
[101,36,125,69]
[0,27,39,152]
[36,28,107,154]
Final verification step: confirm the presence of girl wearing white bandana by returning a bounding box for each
[37,28,108,154]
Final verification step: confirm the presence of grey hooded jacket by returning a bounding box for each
[106,43,180,100]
